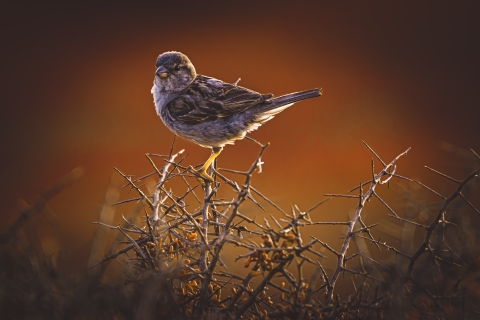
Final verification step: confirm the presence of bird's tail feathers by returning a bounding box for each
[243,88,321,131]
[251,88,321,124]
[253,103,293,124]
[256,88,321,114]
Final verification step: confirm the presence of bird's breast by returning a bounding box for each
[152,86,176,117]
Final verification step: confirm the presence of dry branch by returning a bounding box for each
[84,140,480,319]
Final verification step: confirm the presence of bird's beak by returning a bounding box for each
[156,66,170,79]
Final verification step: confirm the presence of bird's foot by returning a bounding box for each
[187,165,214,187]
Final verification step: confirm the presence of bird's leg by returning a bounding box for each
[189,147,223,185]
[199,147,222,181]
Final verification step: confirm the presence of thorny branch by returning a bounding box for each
[323,143,410,303]
[87,139,480,319]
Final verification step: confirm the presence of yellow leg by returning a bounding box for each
[189,147,223,184]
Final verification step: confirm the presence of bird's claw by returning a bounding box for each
[188,165,214,187]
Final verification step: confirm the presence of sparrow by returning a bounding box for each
[151,51,321,183]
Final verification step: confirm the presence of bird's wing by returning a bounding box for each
[166,75,273,125]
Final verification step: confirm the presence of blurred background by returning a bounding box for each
[1,2,480,274]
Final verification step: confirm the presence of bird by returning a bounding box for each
[151,51,321,183]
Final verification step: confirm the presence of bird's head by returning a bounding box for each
[154,51,196,93]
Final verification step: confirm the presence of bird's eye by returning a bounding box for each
[174,65,181,71]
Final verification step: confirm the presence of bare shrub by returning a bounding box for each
[2,140,480,319]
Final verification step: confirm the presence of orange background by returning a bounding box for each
[1,2,480,272]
